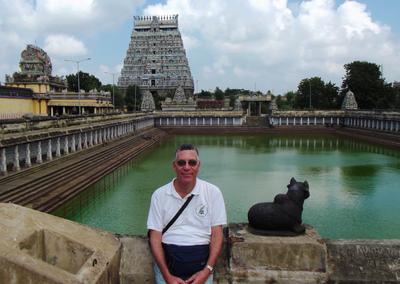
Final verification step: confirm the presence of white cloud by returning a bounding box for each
[44,35,87,57]
[144,0,400,93]
[0,0,143,83]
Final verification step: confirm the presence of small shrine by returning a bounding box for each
[341,90,358,110]
[5,44,67,92]
[141,90,156,112]
[161,86,196,111]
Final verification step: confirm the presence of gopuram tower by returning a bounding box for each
[118,15,194,98]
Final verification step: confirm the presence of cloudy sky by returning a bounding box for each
[0,0,399,94]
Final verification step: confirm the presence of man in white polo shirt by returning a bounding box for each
[147,144,227,284]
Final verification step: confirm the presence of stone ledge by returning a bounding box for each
[0,203,121,284]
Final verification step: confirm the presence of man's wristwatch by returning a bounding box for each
[206,264,213,273]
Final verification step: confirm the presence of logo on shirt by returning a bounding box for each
[196,204,208,217]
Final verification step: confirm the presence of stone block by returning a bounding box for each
[120,236,154,283]
[326,240,400,283]
[0,203,121,284]
[228,223,327,283]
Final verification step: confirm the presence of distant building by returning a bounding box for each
[118,15,194,98]
[1,45,113,119]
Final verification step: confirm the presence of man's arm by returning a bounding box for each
[149,230,185,284]
[186,225,224,284]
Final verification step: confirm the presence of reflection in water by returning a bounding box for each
[53,134,400,239]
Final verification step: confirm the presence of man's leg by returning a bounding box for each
[154,263,166,284]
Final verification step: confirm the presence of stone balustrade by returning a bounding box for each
[0,115,154,175]
[154,111,243,127]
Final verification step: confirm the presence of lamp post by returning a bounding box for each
[104,72,118,110]
[65,58,91,115]
[309,80,312,109]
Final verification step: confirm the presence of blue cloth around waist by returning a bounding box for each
[162,243,209,279]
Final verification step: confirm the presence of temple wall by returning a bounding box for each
[0,97,35,119]
[2,203,397,284]
[121,223,400,283]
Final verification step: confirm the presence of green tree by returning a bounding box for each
[214,87,224,100]
[277,91,297,110]
[101,84,124,108]
[295,77,339,109]
[66,71,102,92]
[340,61,394,109]
[125,85,142,111]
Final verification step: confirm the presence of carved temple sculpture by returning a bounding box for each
[248,177,310,236]
[141,90,156,112]
[118,15,194,98]
[161,86,196,111]
[5,44,67,91]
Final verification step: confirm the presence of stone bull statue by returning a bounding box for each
[248,177,310,235]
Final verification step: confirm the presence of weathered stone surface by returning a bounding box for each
[0,203,121,284]
[326,239,400,283]
[120,236,153,283]
[228,223,327,283]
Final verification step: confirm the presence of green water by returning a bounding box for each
[53,134,400,239]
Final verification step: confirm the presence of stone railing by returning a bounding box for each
[154,111,243,127]
[270,110,400,133]
[0,114,154,175]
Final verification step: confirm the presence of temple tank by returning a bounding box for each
[52,134,400,239]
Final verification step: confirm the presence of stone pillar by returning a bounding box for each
[322,117,325,125]
[77,133,82,151]
[56,137,61,157]
[300,117,303,125]
[196,118,198,126]
[203,118,205,125]
[0,148,6,174]
[71,135,76,152]
[84,132,88,149]
[47,139,52,161]
[314,117,316,125]
[286,117,289,126]
[103,128,107,142]
[307,117,310,125]
[50,107,54,117]
[293,117,296,126]
[167,118,169,126]
[25,143,31,167]
[37,141,43,163]
[99,130,103,144]
[279,117,281,126]
[62,107,66,115]
[89,131,93,147]
[94,130,98,145]
[64,136,69,155]
[396,121,399,132]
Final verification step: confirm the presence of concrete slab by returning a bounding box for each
[0,203,121,284]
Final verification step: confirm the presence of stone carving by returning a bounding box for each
[234,97,242,111]
[270,98,278,112]
[20,45,52,76]
[118,15,194,97]
[172,86,186,103]
[341,90,358,110]
[141,90,155,112]
[248,177,310,235]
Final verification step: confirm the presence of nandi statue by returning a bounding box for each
[248,177,310,235]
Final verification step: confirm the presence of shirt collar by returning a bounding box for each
[167,178,201,199]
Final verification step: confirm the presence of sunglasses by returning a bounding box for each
[175,159,199,167]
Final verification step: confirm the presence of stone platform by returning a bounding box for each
[228,223,327,283]
[0,203,121,284]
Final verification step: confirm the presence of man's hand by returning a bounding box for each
[184,268,210,284]
[164,274,186,284]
